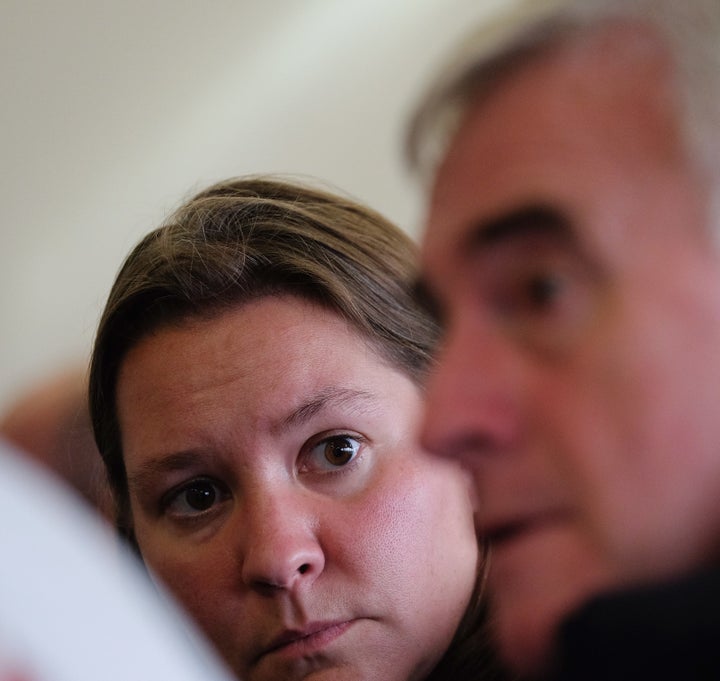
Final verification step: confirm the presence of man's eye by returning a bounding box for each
[521,272,565,311]
[484,259,596,355]
[491,268,567,319]
[163,478,228,517]
[304,434,363,472]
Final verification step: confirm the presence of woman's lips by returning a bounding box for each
[258,620,356,661]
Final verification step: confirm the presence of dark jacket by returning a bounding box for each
[550,568,720,680]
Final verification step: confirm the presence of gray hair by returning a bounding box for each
[407,0,720,194]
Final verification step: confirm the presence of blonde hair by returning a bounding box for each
[90,176,438,540]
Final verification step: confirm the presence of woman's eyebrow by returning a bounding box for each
[127,388,378,490]
[128,450,203,492]
[275,386,378,434]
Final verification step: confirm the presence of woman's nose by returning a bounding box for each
[240,491,325,593]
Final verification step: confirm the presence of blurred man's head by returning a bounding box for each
[411,0,720,675]
[1,368,111,518]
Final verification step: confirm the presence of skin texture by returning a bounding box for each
[420,23,720,677]
[116,295,478,681]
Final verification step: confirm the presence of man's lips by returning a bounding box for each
[480,509,568,547]
[484,520,528,546]
[255,620,355,662]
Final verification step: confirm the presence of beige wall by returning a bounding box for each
[0,0,509,411]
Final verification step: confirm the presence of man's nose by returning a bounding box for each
[421,318,524,465]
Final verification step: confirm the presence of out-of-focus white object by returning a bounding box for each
[0,438,236,681]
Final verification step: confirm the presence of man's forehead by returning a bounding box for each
[422,20,678,253]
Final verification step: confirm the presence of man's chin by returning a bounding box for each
[492,600,561,679]
[490,572,607,677]
[487,522,617,676]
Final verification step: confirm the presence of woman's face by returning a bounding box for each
[116,295,479,681]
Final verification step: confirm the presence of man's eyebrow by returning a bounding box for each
[275,386,378,434]
[462,204,573,254]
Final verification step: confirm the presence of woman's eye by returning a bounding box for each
[163,478,228,517]
[304,435,363,472]
[323,437,359,465]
